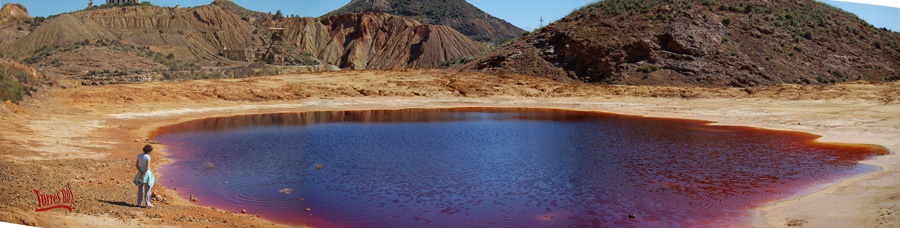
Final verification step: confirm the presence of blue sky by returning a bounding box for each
[7,0,900,32]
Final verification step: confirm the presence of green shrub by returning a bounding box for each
[636,65,659,73]
[800,31,813,39]
[785,13,795,20]
[0,71,36,103]
[439,56,476,69]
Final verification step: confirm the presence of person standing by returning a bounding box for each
[134,144,155,207]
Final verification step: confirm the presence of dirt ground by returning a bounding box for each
[1,69,898,227]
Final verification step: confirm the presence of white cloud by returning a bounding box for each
[831,0,900,8]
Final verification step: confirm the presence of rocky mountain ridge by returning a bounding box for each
[464,0,900,87]
[328,0,524,42]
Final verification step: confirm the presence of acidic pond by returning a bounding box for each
[152,108,888,227]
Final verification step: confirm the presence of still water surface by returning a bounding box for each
[153,108,887,227]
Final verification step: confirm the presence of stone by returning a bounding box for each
[327,65,341,72]
[628,214,637,218]
[241,209,246,214]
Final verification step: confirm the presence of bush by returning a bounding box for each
[722,18,732,25]
[0,71,37,103]
[636,65,659,73]
[438,56,476,69]
[800,31,813,40]
[785,13,795,20]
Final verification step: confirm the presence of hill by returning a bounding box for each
[267,13,489,70]
[464,0,900,87]
[327,0,524,42]
[210,0,270,25]
[0,4,33,48]
[2,5,256,64]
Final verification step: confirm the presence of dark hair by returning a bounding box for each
[143,145,153,153]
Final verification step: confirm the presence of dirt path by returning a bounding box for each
[1,69,898,227]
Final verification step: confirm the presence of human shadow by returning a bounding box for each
[98,199,141,208]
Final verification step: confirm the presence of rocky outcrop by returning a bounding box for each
[0,4,31,25]
[328,0,524,42]
[268,13,489,70]
[465,0,900,87]
[0,4,33,48]
[2,5,255,64]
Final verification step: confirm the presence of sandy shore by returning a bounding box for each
[1,69,898,227]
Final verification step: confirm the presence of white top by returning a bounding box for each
[137,153,151,171]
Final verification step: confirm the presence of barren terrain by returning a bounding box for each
[1,69,899,227]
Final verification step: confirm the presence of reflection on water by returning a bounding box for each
[153,108,888,227]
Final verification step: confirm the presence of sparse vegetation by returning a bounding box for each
[438,56,476,69]
[22,39,226,81]
[28,16,45,31]
[636,65,659,74]
[83,1,153,11]
[0,64,40,103]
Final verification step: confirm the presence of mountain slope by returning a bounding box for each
[267,13,489,70]
[464,0,900,87]
[2,5,255,64]
[328,0,524,42]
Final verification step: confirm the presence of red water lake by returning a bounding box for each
[152,108,888,227]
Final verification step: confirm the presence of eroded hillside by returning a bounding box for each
[267,13,489,70]
[464,0,900,87]
[328,0,524,42]
[3,5,255,64]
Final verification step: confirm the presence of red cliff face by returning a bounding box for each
[269,13,489,70]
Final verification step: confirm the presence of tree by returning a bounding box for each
[272,10,284,20]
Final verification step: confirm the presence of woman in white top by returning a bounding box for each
[133,144,155,207]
